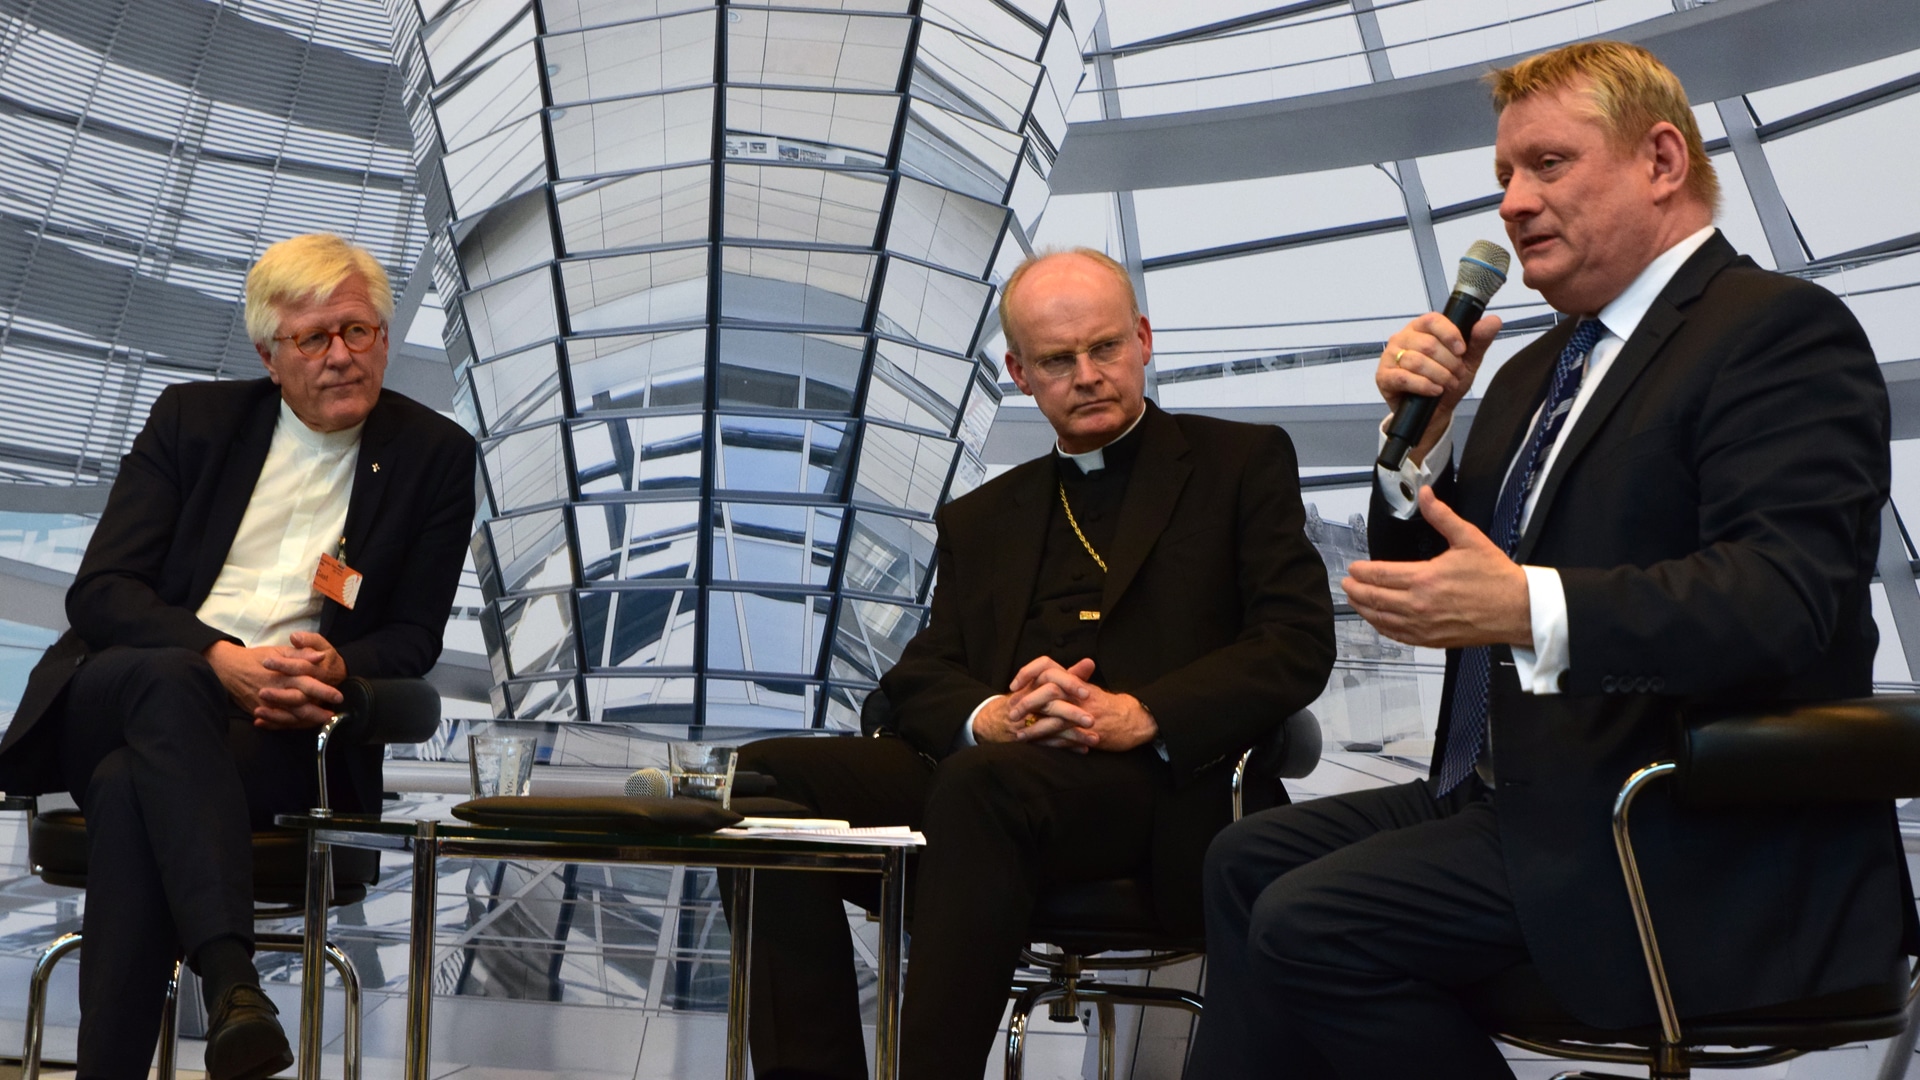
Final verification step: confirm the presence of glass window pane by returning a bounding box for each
[725,87,898,160]
[723,164,886,246]
[556,165,711,254]
[542,11,716,105]
[443,113,548,218]
[579,673,699,725]
[457,188,558,289]
[504,676,580,722]
[1765,94,1920,260]
[852,423,957,514]
[541,0,714,34]
[899,99,1023,204]
[717,329,864,412]
[842,509,937,600]
[470,342,565,437]
[875,258,991,355]
[704,676,816,729]
[485,509,575,594]
[884,176,1005,278]
[715,415,853,495]
[571,413,706,495]
[568,329,709,411]
[562,247,710,331]
[578,586,698,668]
[712,501,843,586]
[550,87,715,178]
[462,266,559,360]
[828,595,924,683]
[706,590,829,675]
[573,499,701,582]
[497,591,578,676]
[728,9,910,91]
[720,245,876,328]
[484,423,572,513]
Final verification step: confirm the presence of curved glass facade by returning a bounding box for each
[391,0,1076,731]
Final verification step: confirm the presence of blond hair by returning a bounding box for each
[998,248,1139,355]
[1488,40,1719,212]
[244,233,394,346]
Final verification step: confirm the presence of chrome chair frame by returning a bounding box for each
[1496,759,1920,1080]
[19,675,438,1079]
[1004,711,1322,1080]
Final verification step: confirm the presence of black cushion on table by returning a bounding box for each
[452,795,742,834]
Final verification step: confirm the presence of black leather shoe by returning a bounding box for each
[205,984,294,1080]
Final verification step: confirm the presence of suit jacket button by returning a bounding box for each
[1555,671,1569,692]
[1601,676,1617,693]
[1650,676,1665,692]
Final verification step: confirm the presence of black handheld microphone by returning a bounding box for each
[1376,241,1512,471]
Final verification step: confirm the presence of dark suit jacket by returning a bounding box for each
[881,400,1336,934]
[1371,232,1914,1028]
[0,378,477,813]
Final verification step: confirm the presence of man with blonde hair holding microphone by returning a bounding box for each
[0,234,474,1078]
[1191,41,1913,1076]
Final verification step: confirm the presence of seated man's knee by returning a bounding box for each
[923,743,1032,826]
[81,746,139,816]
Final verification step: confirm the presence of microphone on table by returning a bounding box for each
[625,767,669,798]
[1376,240,1513,472]
[625,766,777,798]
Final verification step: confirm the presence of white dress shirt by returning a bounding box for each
[196,401,363,648]
[1376,225,1718,694]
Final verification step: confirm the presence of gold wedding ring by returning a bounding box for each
[1023,715,1035,727]
[1394,347,1408,365]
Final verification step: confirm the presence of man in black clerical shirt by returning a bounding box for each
[734,248,1336,1080]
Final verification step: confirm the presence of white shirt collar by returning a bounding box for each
[1055,405,1147,474]
[278,399,364,453]
[1595,225,1717,342]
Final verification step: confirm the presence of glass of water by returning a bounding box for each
[669,743,738,808]
[469,733,537,798]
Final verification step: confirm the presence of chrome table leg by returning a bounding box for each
[876,846,907,1080]
[406,821,438,1080]
[726,868,754,1080]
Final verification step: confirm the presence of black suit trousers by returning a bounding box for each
[57,646,316,1078]
[1187,779,1529,1080]
[736,732,1167,1080]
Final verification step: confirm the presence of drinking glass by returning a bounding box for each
[669,743,738,808]
[469,733,537,798]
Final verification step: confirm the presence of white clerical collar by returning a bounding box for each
[1595,225,1717,344]
[1055,406,1146,474]
[278,399,364,453]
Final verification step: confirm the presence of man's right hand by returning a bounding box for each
[203,640,344,730]
[1376,311,1502,467]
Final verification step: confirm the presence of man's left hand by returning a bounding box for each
[1343,487,1532,649]
[254,631,349,730]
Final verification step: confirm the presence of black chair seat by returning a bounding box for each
[1466,961,1913,1050]
[1028,878,1200,954]
[29,809,372,907]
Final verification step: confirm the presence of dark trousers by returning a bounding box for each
[736,733,1167,1080]
[1186,778,1530,1080]
[57,646,316,1079]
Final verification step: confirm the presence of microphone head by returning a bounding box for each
[625,766,670,799]
[1453,240,1511,303]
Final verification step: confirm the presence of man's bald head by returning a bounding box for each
[999,249,1139,358]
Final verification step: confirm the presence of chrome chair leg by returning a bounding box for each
[23,933,83,1080]
[1095,1001,1115,1080]
[323,940,363,1080]
[157,959,181,1080]
[1005,983,1052,1080]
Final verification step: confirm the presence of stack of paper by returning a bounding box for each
[720,821,925,846]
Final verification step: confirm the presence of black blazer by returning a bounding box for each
[1372,232,1914,1028]
[881,401,1336,934]
[0,378,477,812]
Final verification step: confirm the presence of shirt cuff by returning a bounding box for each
[1513,565,1570,694]
[956,695,1002,749]
[1375,414,1454,520]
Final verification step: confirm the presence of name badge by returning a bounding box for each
[314,552,363,609]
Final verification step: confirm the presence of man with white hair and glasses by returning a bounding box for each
[0,234,475,1079]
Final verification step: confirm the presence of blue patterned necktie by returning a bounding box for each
[1433,318,1607,797]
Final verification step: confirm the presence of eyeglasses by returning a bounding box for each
[273,322,384,359]
[1026,337,1131,381]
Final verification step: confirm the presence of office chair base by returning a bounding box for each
[1004,974,1203,1080]
[21,931,363,1080]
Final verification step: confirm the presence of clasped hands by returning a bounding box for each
[204,629,348,730]
[973,656,1157,753]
